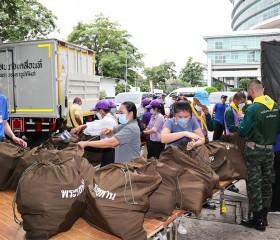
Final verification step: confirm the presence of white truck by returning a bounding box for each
[0,39,100,139]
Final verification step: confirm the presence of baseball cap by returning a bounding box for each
[194,90,210,106]
[142,98,151,107]
[145,99,161,109]
[108,99,117,108]
[90,99,110,111]
[221,95,228,98]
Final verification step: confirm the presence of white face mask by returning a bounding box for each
[238,103,245,110]
[195,105,202,112]
[96,112,102,120]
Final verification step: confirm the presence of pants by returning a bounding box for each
[213,121,224,140]
[147,140,165,159]
[244,145,274,212]
[100,148,115,167]
[271,151,280,211]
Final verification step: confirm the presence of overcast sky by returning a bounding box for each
[37,0,233,72]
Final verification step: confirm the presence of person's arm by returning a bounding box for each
[78,137,119,149]
[225,109,236,133]
[238,105,256,137]
[4,121,27,147]
[213,103,217,115]
[70,124,87,134]
[75,114,83,125]
[143,115,163,135]
[160,127,203,144]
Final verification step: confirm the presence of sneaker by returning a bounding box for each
[202,202,216,210]
[227,184,239,193]
[178,223,187,235]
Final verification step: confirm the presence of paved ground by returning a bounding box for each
[178,180,280,240]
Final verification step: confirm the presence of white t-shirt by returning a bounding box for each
[84,113,117,137]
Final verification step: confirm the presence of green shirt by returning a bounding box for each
[224,106,237,134]
[238,102,280,145]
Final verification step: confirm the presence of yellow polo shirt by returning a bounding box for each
[66,104,83,128]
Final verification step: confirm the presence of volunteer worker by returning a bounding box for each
[0,94,27,147]
[78,101,140,163]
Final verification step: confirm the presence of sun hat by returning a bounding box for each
[194,90,210,106]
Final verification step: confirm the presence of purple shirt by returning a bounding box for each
[142,111,152,140]
[147,113,165,142]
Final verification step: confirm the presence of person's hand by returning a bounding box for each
[100,128,113,136]
[238,111,244,118]
[202,106,209,115]
[185,132,203,141]
[186,140,196,151]
[78,141,88,149]
[12,136,27,147]
[70,126,81,134]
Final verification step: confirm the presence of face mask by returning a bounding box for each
[238,103,245,109]
[118,114,128,125]
[110,108,116,114]
[96,112,102,120]
[150,109,155,115]
[177,117,191,128]
[195,105,202,112]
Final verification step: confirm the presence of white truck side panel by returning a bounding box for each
[0,39,99,120]
[0,40,58,118]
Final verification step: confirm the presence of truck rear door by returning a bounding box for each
[0,49,16,113]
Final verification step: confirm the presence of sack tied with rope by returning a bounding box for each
[160,145,220,216]
[206,141,248,180]
[132,157,184,221]
[15,145,95,240]
[83,161,162,240]
[0,140,28,190]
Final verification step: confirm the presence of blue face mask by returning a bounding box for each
[150,109,155,115]
[177,117,191,127]
[118,114,128,125]
[110,108,116,114]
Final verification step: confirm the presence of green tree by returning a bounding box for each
[230,88,243,92]
[67,14,144,82]
[179,57,206,86]
[138,80,150,92]
[143,61,176,89]
[239,78,250,90]
[205,87,218,94]
[115,83,131,95]
[213,81,224,91]
[99,90,107,99]
[0,0,58,42]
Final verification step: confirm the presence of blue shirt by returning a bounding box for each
[163,117,200,147]
[0,94,9,140]
[213,103,228,125]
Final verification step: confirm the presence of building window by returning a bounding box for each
[215,42,223,49]
[247,51,256,62]
[231,52,238,61]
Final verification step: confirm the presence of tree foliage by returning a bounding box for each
[205,87,218,94]
[99,90,107,99]
[179,57,206,86]
[239,78,250,90]
[138,80,150,92]
[0,0,58,42]
[230,88,243,92]
[115,83,131,95]
[67,14,144,81]
[143,61,176,89]
[213,81,224,91]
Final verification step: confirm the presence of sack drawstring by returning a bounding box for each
[175,176,182,209]
[121,164,138,205]
[12,162,40,225]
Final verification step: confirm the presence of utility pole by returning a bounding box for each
[125,58,127,92]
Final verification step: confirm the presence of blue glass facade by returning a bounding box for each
[231,0,280,30]
[206,34,278,64]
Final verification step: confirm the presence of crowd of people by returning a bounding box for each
[1,79,280,233]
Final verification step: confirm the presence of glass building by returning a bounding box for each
[204,0,280,89]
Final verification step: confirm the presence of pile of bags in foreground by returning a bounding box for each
[0,133,248,240]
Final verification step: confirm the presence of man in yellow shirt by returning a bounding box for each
[66,98,83,130]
